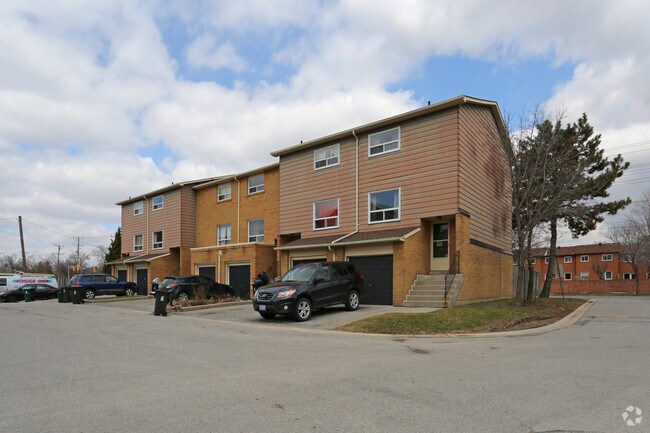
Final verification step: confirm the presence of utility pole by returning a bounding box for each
[18,216,27,272]
[77,237,81,273]
[53,244,63,282]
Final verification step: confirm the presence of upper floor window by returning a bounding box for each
[544,257,550,264]
[314,144,340,170]
[369,127,400,157]
[369,188,400,223]
[134,234,143,252]
[152,195,164,211]
[623,255,632,263]
[580,255,589,262]
[530,258,536,265]
[152,231,163,249]
[218,224,231,246]
[564,256,572,263]
[248,175,264,194]
[314,199,339,230]
[218,183,231,202]
[602,254,613,262]
[133,201,143,216]
[248,219,264,243]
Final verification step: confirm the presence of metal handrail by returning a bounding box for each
[444,252,460,307]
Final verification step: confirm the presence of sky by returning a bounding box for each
[1,0,650,264]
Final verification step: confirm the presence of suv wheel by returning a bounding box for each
[345,290,360,311]
[294,297,312,322]
[124,287,136,297]
[259,312,276,320]
[83,289,96,300]
[176,292,189,303]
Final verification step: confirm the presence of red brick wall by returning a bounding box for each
[550,279,650,294]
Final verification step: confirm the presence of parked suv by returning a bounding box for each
[157,275,233,303]
[68,273,138,299]
[253,262,364,322]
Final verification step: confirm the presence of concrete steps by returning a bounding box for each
[403,273,463,308]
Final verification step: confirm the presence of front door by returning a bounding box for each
[136,268,148,295]
[431,222,449,271]
[228,264,251,299]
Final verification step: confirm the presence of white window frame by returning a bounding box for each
[314,144,340,170]
[133,201,143,216]
[544,257,550,264]
[152,230,163,250]
[152,195,164,211]
[368,126,400,157]
[623,255,632,263]
[530,258,536,265]
[564,256,572,263]
[248,175,264,194]
[602,254,613,262]
[580,255,589,262]
[217,183,232,202]
[624,273,636,280]
[133,234,143,252]
[580,272,589,280]
[313,199,339,230]
[564,273,572,281]
[218,224,231,246]
[368,188,401,224]
[248,219,264,243]
[603,271,613,280]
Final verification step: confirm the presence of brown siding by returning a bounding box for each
[180,187,197,247]
[279,107,462,237]
[458,104,511,252]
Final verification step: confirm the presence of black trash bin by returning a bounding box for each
[62,287,72,303]
[154,291,169,316]
[71,287,83,304]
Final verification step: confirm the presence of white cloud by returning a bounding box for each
[186,34,247,71]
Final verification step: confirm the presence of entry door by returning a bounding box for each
[228,265,251,300]
[117,269,127,282]
[431,222,449,271]
[136,268,148,295]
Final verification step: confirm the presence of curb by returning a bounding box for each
[168,300,251,312]
[85,296,149,303]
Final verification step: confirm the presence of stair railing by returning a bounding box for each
[444,252,460,307]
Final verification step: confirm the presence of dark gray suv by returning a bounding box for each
[68,273,138,299]
[253,262,364,322]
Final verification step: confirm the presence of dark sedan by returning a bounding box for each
[0,284,59,302]
[157,275,233,303]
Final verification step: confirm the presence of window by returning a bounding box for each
[564,273,572,281]
[0,278,6,287]
[133,234,143,252]
[369,188,400,223]
[217,183,231,202]
[218,224,231,246]
[603,271,613,280]
[369,127,400,156]
[152,195,164,211]
[314,199,339,230]
[564,256,572,263]
[133,201,143,216]
[544,257,550,264]
[602,254,613,261]
[623,255,632,263]
[580,255,589,262]
[314,144,340,170]
[248,219,264,242]
[624,273,636,280]
[248,175,264,194]
[580,272,589,280]
[152,231,163,249]
[530,258,536,265]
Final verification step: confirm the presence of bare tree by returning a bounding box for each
[0,254,22,273]
[592,261,608,280]
[607,220,645,295]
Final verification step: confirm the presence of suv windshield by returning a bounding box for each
[159,277,177,288]
[280,265,318,283]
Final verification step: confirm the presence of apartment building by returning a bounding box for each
[531,243,649,293]
[109,178,219,293]
[271,95,513,306]
[190,164,280,299]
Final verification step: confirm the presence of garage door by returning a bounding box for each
[348,255,393,305]
[228,265,251,300]
[198,266,216,281]
[291,258,326,267]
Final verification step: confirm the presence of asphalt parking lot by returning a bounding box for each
[88,296,435,330]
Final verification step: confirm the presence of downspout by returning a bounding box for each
[217,250,222,283]
[329,130,361,260]
[234,176,241,243]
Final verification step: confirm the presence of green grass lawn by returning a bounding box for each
[339,298,586,335]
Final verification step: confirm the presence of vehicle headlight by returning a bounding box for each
[277,289,296,299]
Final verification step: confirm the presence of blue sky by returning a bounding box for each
[1,0,649,263]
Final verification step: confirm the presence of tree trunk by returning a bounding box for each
[526,230,534,302]
[539,218,558,298]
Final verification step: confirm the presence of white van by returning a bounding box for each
[0,273,59,293]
